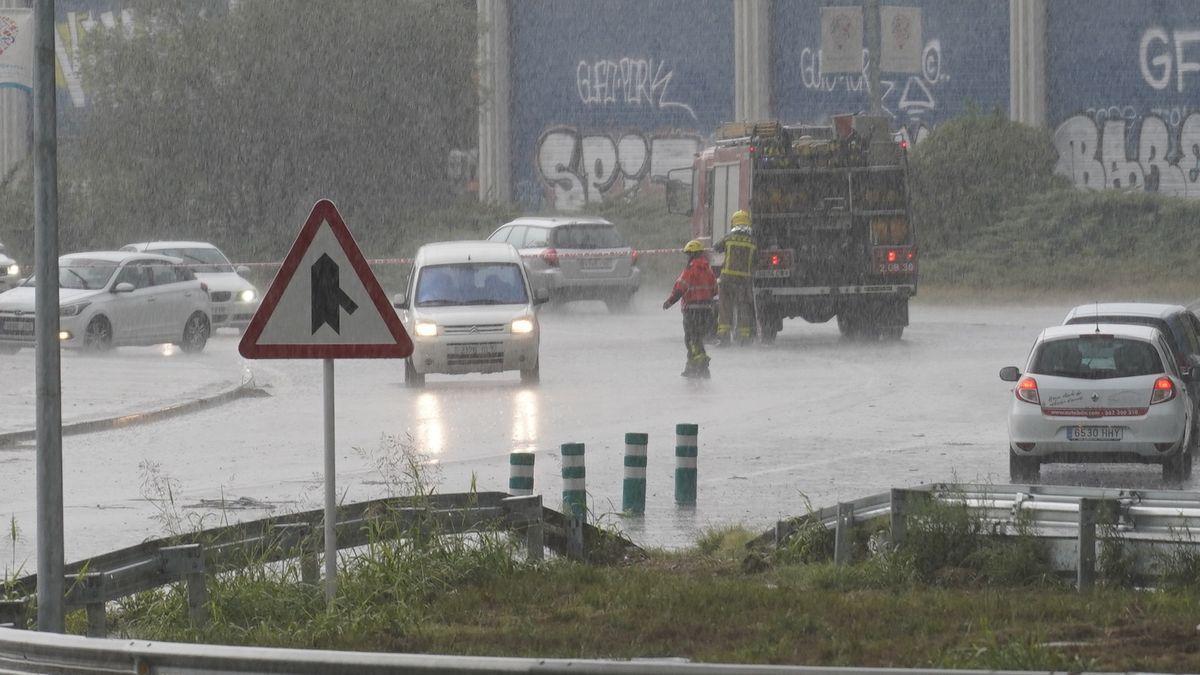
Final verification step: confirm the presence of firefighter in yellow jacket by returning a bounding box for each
[715,210,757,346]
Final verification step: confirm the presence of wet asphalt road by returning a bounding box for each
[3,296,1195,570]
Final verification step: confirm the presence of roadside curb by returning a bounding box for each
[0,380,269,448]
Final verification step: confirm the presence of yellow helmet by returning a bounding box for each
[683,239,705,254]
[730,209,751,228]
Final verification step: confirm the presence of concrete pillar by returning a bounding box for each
[1009,0,1048,127]
[0,0,32,184]
[476,0,511,203]
[734,0,771,121]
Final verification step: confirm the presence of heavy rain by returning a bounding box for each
[3,0,1200,670]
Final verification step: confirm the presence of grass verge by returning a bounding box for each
[92,478,1200,672]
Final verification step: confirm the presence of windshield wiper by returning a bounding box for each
[463,299,511,305]
[64,268,91,290]
[416,299,459,306]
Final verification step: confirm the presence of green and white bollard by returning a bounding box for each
[675,423,698,505]
[622,432,648,514]
[509,451,535,496]
[561,442,587,519]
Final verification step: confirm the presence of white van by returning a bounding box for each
[394,241,547,387]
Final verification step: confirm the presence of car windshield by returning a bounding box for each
[1030,336,1163,379]
[27,259,120,290]
[415,263,528,307]
[154,248,234,273]
[552,225,625,249]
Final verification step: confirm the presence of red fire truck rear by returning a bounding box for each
[665,115,917,341]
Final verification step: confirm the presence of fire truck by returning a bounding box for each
[665,115,917,341]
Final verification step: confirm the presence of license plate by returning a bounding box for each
[754,269,791,278]
[449,343,495,357]
[580,258,612,270]
[1068,426,1123,441]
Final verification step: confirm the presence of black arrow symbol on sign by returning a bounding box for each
[311,253,358,334]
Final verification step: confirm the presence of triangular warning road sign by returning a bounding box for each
[238,199,413,359]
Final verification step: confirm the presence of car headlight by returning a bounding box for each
[60,302,90,317]
[238,289,257,303]
[5,264,17,276]
[511,318,535,334]
[414,321,438,337]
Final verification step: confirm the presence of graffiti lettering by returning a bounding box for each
[797,39,948,140]
[535,127,701,211]
[1054,112,1200,197]
[1139,27,1200,93]
[575,58,697,121]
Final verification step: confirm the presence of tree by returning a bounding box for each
[1,0,478,263]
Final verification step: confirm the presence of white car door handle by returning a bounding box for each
[146,297,156,302]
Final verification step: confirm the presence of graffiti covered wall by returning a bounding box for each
[771,0,1009,146]
[510,0,733,210]
[1049,0,1200,197]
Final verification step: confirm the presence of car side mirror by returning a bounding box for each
[533,288,550,306]
[999,366,1021,382]
[236,265,251,277]
[113,282,135,293]
[392,291,408,310]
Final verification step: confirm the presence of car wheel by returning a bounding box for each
[404,359,425,388]
[180,312,210,353]
[1164,447,1189,484]
[837,313,861,340]
[1009,452,1040,483]
[520,361,540,385]
[83,316,113,352]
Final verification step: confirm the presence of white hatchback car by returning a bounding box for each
[123,241,259,331]
[0,242,20,292]
[0,252,212,354]
[394,241,547,387]
[1001,324,1194,483]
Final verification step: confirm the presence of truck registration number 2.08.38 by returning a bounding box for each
[1068,426,1123,441]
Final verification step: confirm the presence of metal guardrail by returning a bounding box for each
[0,491,636,636]
[756,483,1200,583]
[0,627,1124,675]
[1,484,1193,673]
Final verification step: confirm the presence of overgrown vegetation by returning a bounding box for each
[72,473,1200,671]
[910,111,1200,296]
[0,0,481,267]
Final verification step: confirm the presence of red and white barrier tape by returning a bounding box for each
[233,247,688,268]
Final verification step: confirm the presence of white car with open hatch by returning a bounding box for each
[393,241,547,387]
[0,251,211,354]
[1000,323,1194,483]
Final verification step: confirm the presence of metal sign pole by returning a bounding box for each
[866,0,883,115]
[33,0,64,634]
[323,358,337,602]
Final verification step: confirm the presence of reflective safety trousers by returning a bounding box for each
[718,232,756,278]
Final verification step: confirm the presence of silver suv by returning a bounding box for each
[487,217,640,312]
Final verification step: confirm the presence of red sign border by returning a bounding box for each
[238,199,413,359]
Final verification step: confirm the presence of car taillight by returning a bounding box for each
[541,248,559,267]
[1015,376,1040,404]
[1151,376,1176,404]
[631,249,639,266]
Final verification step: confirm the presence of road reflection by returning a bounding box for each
[409,383,542,458]
[414,392,444,455]
[511,388,539,452]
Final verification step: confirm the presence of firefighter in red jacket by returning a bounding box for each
[663,239,718,378]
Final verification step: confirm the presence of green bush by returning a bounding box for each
[909,109,1068,252]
